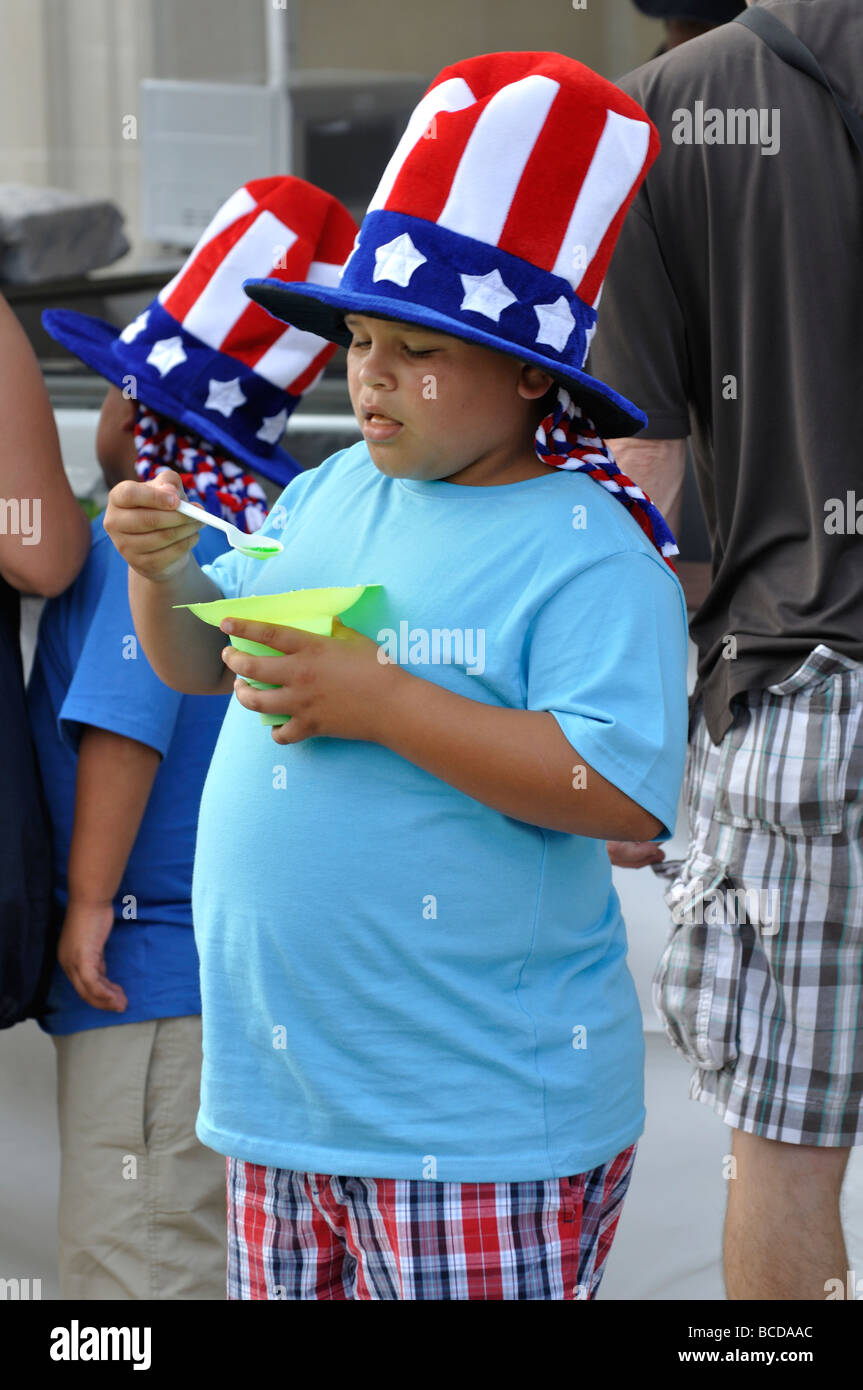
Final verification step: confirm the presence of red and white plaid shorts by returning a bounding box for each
[226,1144,636,1300]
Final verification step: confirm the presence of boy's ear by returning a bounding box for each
[518,364,556,401]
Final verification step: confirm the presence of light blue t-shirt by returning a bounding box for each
[193,441,689,1181]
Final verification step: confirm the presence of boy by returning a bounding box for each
[28,177,357,1299]
[104,54,689,1300]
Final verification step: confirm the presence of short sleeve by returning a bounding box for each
[525,551,690,840]
[198,542,245,602]
[198,461,325,600]
[587,191,691,440]
[59,545,183,757]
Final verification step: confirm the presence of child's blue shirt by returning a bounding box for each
[193,441,690,1180]
[27,516,230,1036]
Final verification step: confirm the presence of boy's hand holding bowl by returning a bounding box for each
[218,610,395,745]
[177,584,393,745]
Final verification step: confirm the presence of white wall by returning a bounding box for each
[0,0,664,271]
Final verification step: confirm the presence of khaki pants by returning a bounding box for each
[52,1015,226,1299]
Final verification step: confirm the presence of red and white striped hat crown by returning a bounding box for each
[43,177,359,484]
[245,53,660,437]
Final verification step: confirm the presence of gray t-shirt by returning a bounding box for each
[588,0,863,745]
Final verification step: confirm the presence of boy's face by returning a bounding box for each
[344,313,554,486]
[96,384,138,490]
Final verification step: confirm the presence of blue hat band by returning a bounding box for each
[108,300,300,461]
[341,210,597,372]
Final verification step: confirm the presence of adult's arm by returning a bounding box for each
[605,435,687,540]
[0,293,90,595]
[587,75,693,541]
[602,436,688,869]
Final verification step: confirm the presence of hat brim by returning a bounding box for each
[42,308,304,488]
[243,279,648,438]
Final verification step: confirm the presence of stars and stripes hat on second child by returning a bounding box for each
[243,53,679,567]
[42,177,359,486]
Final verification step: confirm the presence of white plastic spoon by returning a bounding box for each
[174,497,283,559]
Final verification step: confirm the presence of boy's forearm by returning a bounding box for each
[67,728,161,907]
[376,667,663,840]
[128,556,235,696]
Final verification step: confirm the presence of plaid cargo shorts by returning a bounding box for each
[652,644,863,1146]
[226,1145,637,1300]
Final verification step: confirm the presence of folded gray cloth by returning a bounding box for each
[0,184,130,283]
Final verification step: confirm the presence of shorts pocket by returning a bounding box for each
[712,648,861,836]
[652,850,741,1071]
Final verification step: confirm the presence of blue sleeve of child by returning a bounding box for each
[58,545,183,757]
[525,549,690,841]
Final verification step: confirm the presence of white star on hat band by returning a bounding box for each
[361,228,586,356]
[119,310,150,344]
[146,336,187,376]
[373,232,428,287]
[255,408,289,444]
[205,377,248,418]
[534,296,576,352]
[458,268,518,322]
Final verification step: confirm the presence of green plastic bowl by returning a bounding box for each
[175,584,380,725]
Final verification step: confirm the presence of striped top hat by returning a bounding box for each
[243,52,661,438]
[43,177,358,486]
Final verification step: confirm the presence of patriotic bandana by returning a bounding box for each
[133,403,268,535]
[535,388,679,570]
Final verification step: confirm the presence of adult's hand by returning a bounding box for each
[606,839,666,869]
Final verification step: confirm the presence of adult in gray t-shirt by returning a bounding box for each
[590,0,863,748]
[590,0,863,1304]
